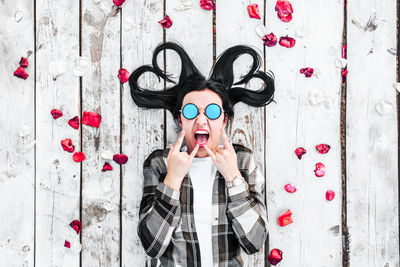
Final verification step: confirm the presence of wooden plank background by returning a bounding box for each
[0,0,399,266]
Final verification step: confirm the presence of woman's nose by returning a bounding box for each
[196,111,208,125]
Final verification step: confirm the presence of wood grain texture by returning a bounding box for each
[216,0,266,265]
[121,0,164,266]
[347,0,399,265]
[0,0,35,265]
[0,0,399,266]
[35,0,81,266]
[81,2,121,266]
[265,0,343,266]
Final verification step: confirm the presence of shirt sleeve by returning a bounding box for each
[226,152,269,255]
[137,153,181,258]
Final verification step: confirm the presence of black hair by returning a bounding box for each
[129,42,275,128]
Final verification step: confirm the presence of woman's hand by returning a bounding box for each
[203,127,241,182]
[163,130,199,190]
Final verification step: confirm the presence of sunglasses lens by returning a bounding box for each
[182,103,198,119]
[206,104,222,120]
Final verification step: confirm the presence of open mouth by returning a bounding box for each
[194,130,209,146]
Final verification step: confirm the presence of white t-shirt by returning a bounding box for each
[189,156,217,266]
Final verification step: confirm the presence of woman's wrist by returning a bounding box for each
[225,169,242,182]
[163,173,182,191]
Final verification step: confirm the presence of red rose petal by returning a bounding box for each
[341,67,347,82]
[284,183,297,193]
[113,0,126,7]
[64,240,71,248]
[118,68,130,84]
[268,248,283,265]
[295,147,306,159]
[70,220,82,234]
[51,109,63,119]
[275,0,293,22]
[61,138,75,153]
[82,111,101,128]
[19,57,29,68]
[200,0,215,10]
[262,33,278,47]
[68,116,80,130]
[102,162,113,172]
[326,190,335,201]
[279,35,296,48]
[277,12,292,22]
[113,154,128,164]
[300,67,314,78]
[314,162,326,177]
[73,152,85,162]
[159,15,173,29]
[247,4,261,19]
[277,209,293,227]
[316,144,330,154]
[342,44,347,59]
[14,66,29,79]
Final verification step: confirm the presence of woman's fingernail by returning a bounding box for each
[180,130,184,134]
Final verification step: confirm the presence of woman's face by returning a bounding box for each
[179,88,227,158]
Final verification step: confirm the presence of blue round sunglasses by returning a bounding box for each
[180,103,224,120]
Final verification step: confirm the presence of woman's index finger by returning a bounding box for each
[174,130,185,151]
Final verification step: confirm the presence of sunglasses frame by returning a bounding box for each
[179,103,224,120]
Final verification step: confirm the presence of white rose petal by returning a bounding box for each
[19,124,32,137]
[295,28,305,38]
[72,57,90,77]
[255,24,267,39]
[308,88,326,106]
[375,100,392,116]
[101,150,115,160]
[15,10,24,22]
[103,201,115,211]
[93,0,101,4]
[335,58,347,68]
[351,18,364,29]
[174,4,191,11]
[70,240,82,253]
[387,48,396,55]
[392,82,400,93]
[23,141,36,153]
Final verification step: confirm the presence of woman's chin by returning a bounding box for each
[195,149,209,158]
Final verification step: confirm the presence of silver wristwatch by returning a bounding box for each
[226,175,245,188]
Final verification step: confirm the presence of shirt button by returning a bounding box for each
[214,217,218,221]
[214,190,218,195]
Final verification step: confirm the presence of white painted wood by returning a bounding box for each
[81,2,121,266]
[121,0,164,266]
[216,0,266,265]
[265,0,343,266]
[347,0,399,265]
[35,0,81,266]
[1,0,399,266]
[0,1,35,265]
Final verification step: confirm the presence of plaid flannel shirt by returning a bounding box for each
[138,143,269,266]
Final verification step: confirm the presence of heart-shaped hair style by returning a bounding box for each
[129,41,275,126]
